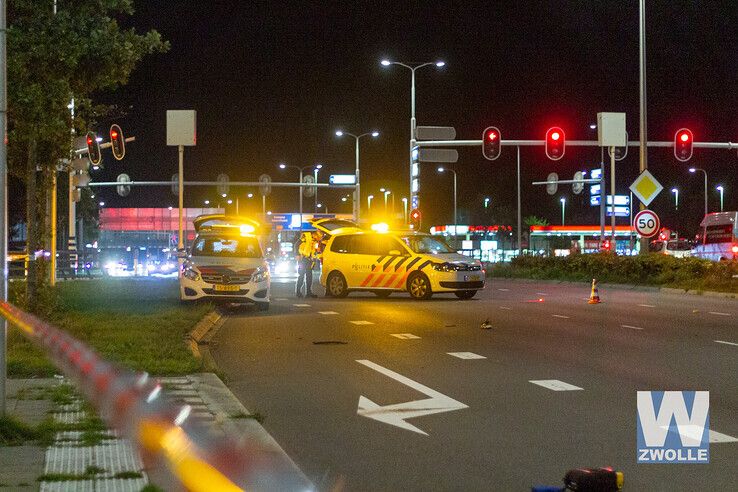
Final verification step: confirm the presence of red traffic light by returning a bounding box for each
[673,128,693,162]
[545,127,565,160]
[482,126,502,160]
[110,124,125,160]
[86,131,101,166]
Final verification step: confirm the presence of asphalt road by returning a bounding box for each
[211,278,738,491]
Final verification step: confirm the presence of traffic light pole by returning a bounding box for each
[178,145,184,255]
[610,146,617,246]
[639,0,649,255]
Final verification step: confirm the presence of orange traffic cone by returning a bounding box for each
[588,278,601,304]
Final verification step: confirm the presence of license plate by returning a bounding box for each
[213,284,239,292]
[464,275,480,282]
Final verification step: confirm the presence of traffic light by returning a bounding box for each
[409,208,421,230]
[110,124,125,160]
[674,128,693,162]
[545,127,565,161]
[86,132,101,166]
[482,126,502,160]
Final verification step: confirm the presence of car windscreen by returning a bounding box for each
[667,240,691,251]
[191,235,262,258]
[400,235,455,254]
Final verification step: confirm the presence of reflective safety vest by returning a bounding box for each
[298,232,314,257]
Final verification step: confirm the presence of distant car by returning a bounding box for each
[691,212,738,261]
[649,239,692,258]
[179,215,270,310]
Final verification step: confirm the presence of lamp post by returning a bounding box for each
[560,197,566,226]
[367,194,373,211]
[335,130,378,222]
[380,58,445,212]
[716,185,724,212]
[383,190,391,212]
[689,168,708,215]
[317,203,328,214]
[671,188,678,210]
[402,197,408,223]
[313,164,322,212]
[437,167,457,238]
[280,163,319,232]
[484,197,490,209]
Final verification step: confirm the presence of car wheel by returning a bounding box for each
[256,302,270,311]
[454,290,477,300]
[407,272,432,300]
[327,272,349,298]
[374,290,392,298]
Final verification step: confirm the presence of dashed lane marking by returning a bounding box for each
[350,320,374,325]
[714,340,738,347]
[638,304,656,308]
[499,306,512,310]
[293,303,311,307]
[447,352,486,360]
[318,311,339,315]
[708,311,731,317]
[536,292,548,296]
[497,288,510,292]
[529,380,583,391]
[274,298,289,301]
[552,314,570,319]
[709,430,738,443]
[622,324,644,330]
[391,333,420,340]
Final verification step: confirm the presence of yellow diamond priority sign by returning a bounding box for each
[629,170,663,206]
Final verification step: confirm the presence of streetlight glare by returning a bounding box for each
[560,198,566,203]
[279,163,286,169]
[689,168,696,173]
[380,59,391,66]
[437,167,445,172]
[717,185,724,191]
[435,61,446,67]
[671,188,678,193]
[204,200,210,205]
[371,131,379,137]
[315,164,323,169]
[379,188,385,192]
[335,130,343,137]
[589,124,597,130]
[221,193,227,198]
[247,193,253,198]
[368,194,374,199]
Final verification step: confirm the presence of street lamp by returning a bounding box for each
[279,163,320,231]
[335,130,378,222]
[99,201,105,207]
[689,168,708,215]
[367,194,373,210]
[484,197,490,209]
[401,197,408,223]
[716,185,724,212]
[437,167,457,238]
[381,58,445,211]
[313,164,323,212]
[671,188,678,210]
[560,197,566,226]
[247,193,253,198]
[204,200,210,206]
[317,203,328,213]
[383,190,391,211]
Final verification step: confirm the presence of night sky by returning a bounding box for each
[85,1,738,234]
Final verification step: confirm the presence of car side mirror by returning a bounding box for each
[388,249,402,256]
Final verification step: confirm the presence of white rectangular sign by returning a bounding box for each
[329,174,356,185]
[166,110,197,146]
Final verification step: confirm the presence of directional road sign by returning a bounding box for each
[630,170,663,206]
[417,148,459,163]
[303,175,315,198]
[415,126,456,140]
[329,174,356,185]
[634,209,660,238]
[259,174,272,196]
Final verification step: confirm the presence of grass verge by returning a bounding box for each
[8,278,213,377]
[489,253,738,293]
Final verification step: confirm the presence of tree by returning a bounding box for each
[8,0,168,310]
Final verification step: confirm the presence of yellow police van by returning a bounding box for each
[313,219,485,300]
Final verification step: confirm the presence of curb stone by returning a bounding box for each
[187,309,225,370]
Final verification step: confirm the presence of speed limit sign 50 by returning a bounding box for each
[634,209,660,238]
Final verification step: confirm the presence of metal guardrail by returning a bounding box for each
[0,301,314,491]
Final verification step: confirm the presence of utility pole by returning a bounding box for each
[638,0,649,255]
[1,0,7,417]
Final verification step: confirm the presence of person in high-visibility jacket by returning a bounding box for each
[296,231,318,297]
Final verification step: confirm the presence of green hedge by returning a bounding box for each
[489,253,738,293]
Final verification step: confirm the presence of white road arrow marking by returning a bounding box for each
[356,359,468,435]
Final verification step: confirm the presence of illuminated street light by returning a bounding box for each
[367,194,373,210]
[381,58,445,212]
[401,197,408,223]
[99,201,105,207]
[689,168,708,215]
[671,188,678,210]
[227,199,233,205]
[560,197,566,226]
[716,185,724,212]
[247,193,253,198]
[335,129,379,221]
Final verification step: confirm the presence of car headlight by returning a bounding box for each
[183,267,200,281]
[251,266,269,283]
[432,262,458,272]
